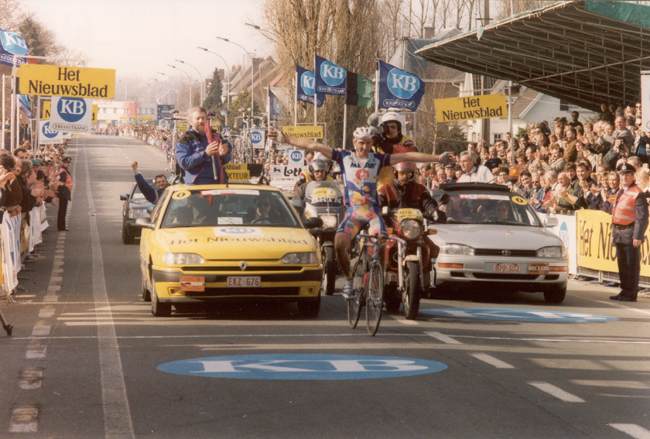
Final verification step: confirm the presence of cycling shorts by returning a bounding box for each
[336,204,387,239]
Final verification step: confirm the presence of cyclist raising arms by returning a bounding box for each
[268,127,444,299]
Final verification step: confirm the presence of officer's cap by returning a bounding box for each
[616,163,635,174]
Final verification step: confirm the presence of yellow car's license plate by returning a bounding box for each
[227,276,261,287]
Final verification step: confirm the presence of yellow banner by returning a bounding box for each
[435,94,508,122]
[282,125,323,139]
[224,164,246,171]
[577,209,650,276]
[226,170,250,181]
[19,65,115,99]
[92,104,98,123]
[176,122,188,132]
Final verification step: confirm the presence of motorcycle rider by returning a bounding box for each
[294,159,331,200]
[374,111,417,190]
[293,152,333,194]
[378,161,441,265]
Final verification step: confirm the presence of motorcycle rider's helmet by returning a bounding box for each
[309,159,329,180]
[380,111,405,136]
[393,161,417,182]
[332,164,342,178]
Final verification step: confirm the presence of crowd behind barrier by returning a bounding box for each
[0,127,68,299]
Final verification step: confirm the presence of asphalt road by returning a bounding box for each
[1,135,649,439]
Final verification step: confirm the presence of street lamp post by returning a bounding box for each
[168,64,193,108]
[216,37,254,122]
[158,72,181,108]
[175,59,204,105]
[197,47,231,109]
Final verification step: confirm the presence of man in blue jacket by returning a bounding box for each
[175,107,231,185]
[131,161,168,203]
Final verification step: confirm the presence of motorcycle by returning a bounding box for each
[292,181,346,296]
[382,207,442,319]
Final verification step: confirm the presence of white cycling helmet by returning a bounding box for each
[380,111,404,133]
[353,126,376,140]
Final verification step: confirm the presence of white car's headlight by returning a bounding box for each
[282,252,318,264]
[162,253,205,265]
[319,214,338,228]
[536,246,566,258]
[129,208,149,219]
[440,244,475,256]
[400,219,422,240]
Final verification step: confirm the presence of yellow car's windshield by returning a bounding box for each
[160,189,301,229]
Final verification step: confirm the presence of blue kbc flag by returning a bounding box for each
[377,60,425,111]
[17,95,33,119]
[296,65,324,108]
[315,55,346,96]
[0,29,29,67]
[269,89,282,122]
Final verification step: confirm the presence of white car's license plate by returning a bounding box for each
[227,276,261,287]
[493,263,521,273]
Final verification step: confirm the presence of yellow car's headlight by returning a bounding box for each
[162,253,205,265]
[281,252,318,264]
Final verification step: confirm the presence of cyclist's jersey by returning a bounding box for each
[375,134,416,189]
[331,149,392,207]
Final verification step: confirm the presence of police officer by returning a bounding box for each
[610,163,648,302]
[57,157,73,231]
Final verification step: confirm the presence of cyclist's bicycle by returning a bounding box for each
[347,233,389,336]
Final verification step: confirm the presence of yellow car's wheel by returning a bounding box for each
[151,277,172,317]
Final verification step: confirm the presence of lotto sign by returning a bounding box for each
[315,55,346,95]
[377,60,425,110]
[250,130,264,149]
[50,97,93,132]
[19,64,115,99]
[157,354,447,380]
[39,120,63,144]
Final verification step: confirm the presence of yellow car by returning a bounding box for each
[137,183,323,317]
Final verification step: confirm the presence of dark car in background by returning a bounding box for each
[120,183,152,244]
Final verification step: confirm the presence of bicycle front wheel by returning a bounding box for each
[347,255,364,329]
[366,261,384,336]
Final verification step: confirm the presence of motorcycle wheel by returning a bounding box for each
[403,261,421,320]
[322,246,336,296]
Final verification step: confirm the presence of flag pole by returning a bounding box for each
[313,53,318,125]
[293,68,298,126]
[342,64,348,150]
[374,59,380,114]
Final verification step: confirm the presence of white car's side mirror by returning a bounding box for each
[544,217,558,228]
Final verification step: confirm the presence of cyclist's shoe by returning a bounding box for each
[342,279,354,300]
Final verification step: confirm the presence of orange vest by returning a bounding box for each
[612,185,642,226]
[59,168,73,191]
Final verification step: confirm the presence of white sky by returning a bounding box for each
[18,0,274,83]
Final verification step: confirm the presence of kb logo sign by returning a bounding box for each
[57,98,87,123]
[51,97,92,133]
[301,71,315,95]
[42,122,59,138]
[388,69,421,100]
[250,130,263,145]
[320,60,346,87]
[158,354,448,380]
[0,30,29,56]
[39,120,62,144]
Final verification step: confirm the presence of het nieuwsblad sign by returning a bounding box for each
[19,65,115,99]
[435,94,508,122]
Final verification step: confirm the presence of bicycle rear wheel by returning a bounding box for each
[347,255,364,329]
[366,261,384,336]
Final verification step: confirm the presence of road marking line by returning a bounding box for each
[84,147,135,439]
[9,406,39,433]
[609,424,650,439]
[31,325,51,337]
[43,295,58,302]
[47,285,61,292]
[49,276,63,282]
[470,353,515,369]
[528,381,585,402]
[19,368,43,390]
[425,331,463,344]
[25,347,46,359]
[39,308,55,318]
